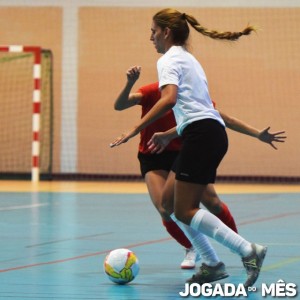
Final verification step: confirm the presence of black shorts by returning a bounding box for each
[175,119,228,184]
[138,151,179,178]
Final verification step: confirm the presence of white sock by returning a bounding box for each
[190,209,253,257]
[171,213,220,266]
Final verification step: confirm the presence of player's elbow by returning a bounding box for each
[170,98,177,107]
[114,103,125,111]
[165,97,176,109]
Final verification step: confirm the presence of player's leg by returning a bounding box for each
[161,169,176,215]
[175,180,267,287]
[145,170,197,269]
[162,169,199,268]
[144,169,170,220]
[174,120,267,286]
[162,170,237,268]
[162,156,237,232]
[174,181,251,256]
[201,184,238,233]
[138,151,176,221]
[173,181,229,283]
[139,151,198,269]
[163,173,237,271]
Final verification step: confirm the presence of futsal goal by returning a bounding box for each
[0,46,53,181]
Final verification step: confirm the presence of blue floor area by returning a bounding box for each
[0,191,299,299]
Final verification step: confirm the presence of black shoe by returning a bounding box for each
[186,262,229,284]
[242,243,268,288]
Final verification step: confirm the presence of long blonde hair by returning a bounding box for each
[153,8,256,45]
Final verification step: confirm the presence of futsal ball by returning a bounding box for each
[103,248,140,284]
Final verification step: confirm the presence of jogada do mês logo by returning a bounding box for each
[179,280,298,298]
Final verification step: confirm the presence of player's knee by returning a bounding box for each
[174,210,190,225]
[157,206,171,220]
[161,194,174,215]
[208,202,223,215]
[203,195,222,214]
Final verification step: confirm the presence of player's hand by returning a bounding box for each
[126,66,141,84]
[258,127,287,150]
[110,128,139,148]
[147,132,171,154]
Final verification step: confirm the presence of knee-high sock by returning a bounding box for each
[162,219,192,249]
[171,214,220,266]
[190,209,252,257]
[216,202,238,233]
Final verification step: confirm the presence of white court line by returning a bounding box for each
[0,203,48,211]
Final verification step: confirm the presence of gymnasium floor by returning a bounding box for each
[0,181,299,299]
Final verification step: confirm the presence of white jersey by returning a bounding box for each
[157,46,225,135]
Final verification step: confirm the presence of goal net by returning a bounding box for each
[0,46,53,181]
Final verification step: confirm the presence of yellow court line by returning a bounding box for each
[0,180,299,194]
[0,181,148,193]
[263,256,300,271]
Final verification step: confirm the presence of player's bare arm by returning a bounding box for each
[114,66,142,111]
[219,111,287,150]
[111,84,177,148]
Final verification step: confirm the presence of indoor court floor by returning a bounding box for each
[0,181,299,299]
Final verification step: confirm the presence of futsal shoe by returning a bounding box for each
[186,262,229,284]
[242,243,268,288]
[181,247,199,269]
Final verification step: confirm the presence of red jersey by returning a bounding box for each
[137,82,182,154]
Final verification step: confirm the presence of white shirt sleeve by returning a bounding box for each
[158,57,180,89]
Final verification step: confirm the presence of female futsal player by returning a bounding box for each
[113,63,285,274]
[111,8,271,287]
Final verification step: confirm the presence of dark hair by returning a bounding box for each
[153,8,257,46]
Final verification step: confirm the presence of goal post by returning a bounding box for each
[0,46,53,181]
